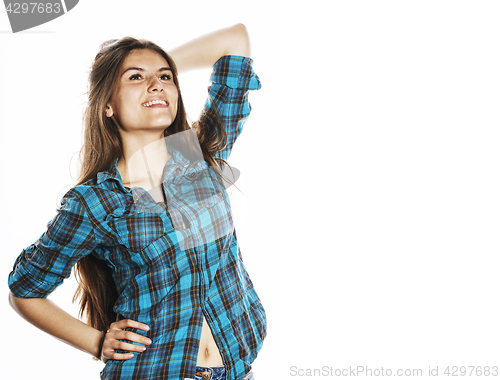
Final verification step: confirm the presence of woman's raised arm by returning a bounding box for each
[168,23,251,74]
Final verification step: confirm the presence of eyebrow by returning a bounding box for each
[121,67,172,76]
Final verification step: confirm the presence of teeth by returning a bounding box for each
[143,100,167,107]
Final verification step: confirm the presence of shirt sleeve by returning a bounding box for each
[205,55,261,161]
[8,189,97,298]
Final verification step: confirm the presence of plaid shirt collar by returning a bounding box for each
[96,158,126,187]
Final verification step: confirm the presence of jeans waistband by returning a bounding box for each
[195,366,225,380]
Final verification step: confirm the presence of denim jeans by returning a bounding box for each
[193,366,254,380]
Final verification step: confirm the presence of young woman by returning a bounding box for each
[8,24,266,380]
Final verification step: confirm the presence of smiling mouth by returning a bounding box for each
[142,100,169,107]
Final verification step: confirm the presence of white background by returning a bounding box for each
[1,1,500,379]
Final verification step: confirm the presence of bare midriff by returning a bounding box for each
[196,316,224,367]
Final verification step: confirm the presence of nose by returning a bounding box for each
[148,76,164,92]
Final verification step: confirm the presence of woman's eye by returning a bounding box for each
[129,73,142,80]
[160,74,172,80]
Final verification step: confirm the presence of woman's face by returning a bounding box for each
[106,49,179,134]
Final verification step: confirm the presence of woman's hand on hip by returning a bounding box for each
[101,319,152,362]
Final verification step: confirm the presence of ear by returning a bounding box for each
[105,105,114,118]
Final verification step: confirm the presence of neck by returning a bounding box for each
[117,131,170,192]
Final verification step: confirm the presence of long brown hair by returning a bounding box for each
[73,37,228,332]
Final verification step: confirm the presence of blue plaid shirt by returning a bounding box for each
[8,55,267,380]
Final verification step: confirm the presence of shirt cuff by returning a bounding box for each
[210,55,262,91]
[8,245,60,298]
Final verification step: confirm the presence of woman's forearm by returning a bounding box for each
[168,23,251,74]
[9,291,104,358]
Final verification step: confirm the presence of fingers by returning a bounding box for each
[108,327,152,346]
[113,318,150,332]
[101,319,152,362]
[108,337,148,353]
[106,352,135,361]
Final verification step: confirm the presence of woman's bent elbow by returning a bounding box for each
[233,23,249,38]
[230,23,251,57]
